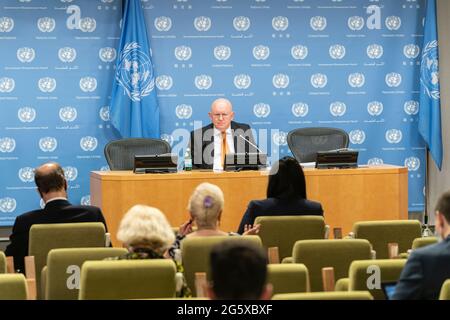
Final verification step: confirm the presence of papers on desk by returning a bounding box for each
[301,162,316,168]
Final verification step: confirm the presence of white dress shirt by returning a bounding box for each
[213,127,235,170]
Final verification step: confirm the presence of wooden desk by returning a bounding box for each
[90,165,408,246]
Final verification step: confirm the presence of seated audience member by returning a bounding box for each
[393,191,450,300]
[237,156,323,234]
[110,204,191,297]
[5,162,108,273]
[208,241,272,300]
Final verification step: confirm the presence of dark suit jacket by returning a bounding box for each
[237,197,324,234]
[4,199,108,272]
[392,236,450,300]
[190,121,257,169]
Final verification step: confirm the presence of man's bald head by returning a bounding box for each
[209,98,235,132]
[34,162,67,195]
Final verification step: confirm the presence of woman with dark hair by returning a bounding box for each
[237,156,323,234]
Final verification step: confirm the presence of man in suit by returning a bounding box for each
[392,190,450,300]
[5,162,108,273]
[190,98,258,170]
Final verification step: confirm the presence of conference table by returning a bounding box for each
[90,165,408,246]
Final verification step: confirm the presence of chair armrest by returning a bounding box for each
[335,278,349,291]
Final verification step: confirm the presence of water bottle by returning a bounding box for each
[184,147,192,171]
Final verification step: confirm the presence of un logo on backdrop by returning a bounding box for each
[174,45,192,61]
[80,136,98,152]
[348,73,365,88]
[330,102,346,117]
[39,137,57,152]
[79,77,97,92]
[38,77,56,93]
[233,16,250,31]
[421,40,440,100]
[175,104,193,119]
[292,102,309,118]
[80,195,91,206]
[385,129,403,144]
[63,166,78,181]
[272,74,289,89]
[291,45,308,60]
[195,75,212,90]
[0,138,16,153]
[0,77,15,93]
[59,106,77,122]
[329,45,346,60]
[154,16,172,32]
[349,130,366,144]
[348,16,365,31]
[99,47,116,63]
[253,103,271,118]
[214,45,231,61]
[37,17,56,32]
[403,44,420,59]
[58,47,77,63]
[234,74,252,89]
[156,75,173,90]
[311,73,327,89]
[18,107,36,123]
[310,16,327,31]
[99,106,110,121]
[367,44,384,59]
[404,157,420,171]
[194,16,211,32]
[272,16,289,31]
[18,167,34,183]
[385,16,401,31]
[385,73,402,87]
[368,158,384,166]
[0,17,14,32]
[79,17,96,32]
[367,101,384,116]
[253,45,270,60]
[17,47,35,63]
[273,131,288,146]
[0,197,16,213]
[404,101,419,115]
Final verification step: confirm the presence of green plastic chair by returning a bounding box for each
[439,279,450,300]
[272,291,373,300]
[0,274,28,300]
[0,251,6,273]
[79,259,176,300]
[412,237,438,250]
[180,235,262,296]
[254,216,326,260]
[267,263,310,295]
[292,239,372,292]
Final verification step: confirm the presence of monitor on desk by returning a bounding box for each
[224,153,267,171]
[134,154,178,173]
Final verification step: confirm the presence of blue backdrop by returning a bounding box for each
[0,0,427,226]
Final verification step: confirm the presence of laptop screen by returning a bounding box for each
[381,282,397,300]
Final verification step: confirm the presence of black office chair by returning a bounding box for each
[287,127,349,163]
[104,138,171,170]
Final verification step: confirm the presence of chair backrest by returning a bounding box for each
[254,216,326,260]
[267,263,309,295]
[79,259,176,300]
[0,274,28,300]
[348,259,406,300]
[292,239,372,292]
[353,220,422,259]
[272,291,373,300]
[29,222,106,299]
[439,279,450,300]
[412,236,438,250]
[0,251,6,274]
[180,235,262,296]
[287,127,349,163]
[104,138,171,170]
[45,247,128,300]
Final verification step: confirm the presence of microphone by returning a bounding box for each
[238,134,263,154]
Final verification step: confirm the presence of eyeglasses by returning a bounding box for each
[212,113,230,119]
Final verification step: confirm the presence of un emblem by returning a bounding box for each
[59,106,77,122]
[329,45,346,60]
[403,44,420,59]
[349,130,366,144]
[385,129,403,144]
[272,73,289,89]
[214,45,231,61]
[234,74,252,90]
[421,40,440,100]
[367,101,384,116]
[348,73,365,88]
[311,73,328,89]
[404,101,419,115]
[17,47,35,63]
[80,195,91,206]
[273,131,288,146]
[385,72,402,87]
[253,45,270,61]
[80,136,98,152]
[58,47,77,63]
[155,75,173,91]
[0,77,15,93]
[0,17,14,32]
[310,16,327,31]
[160,134,174,146]
[38,77,57,93]
[253,103,271,118]
[116,42,156,101]
[233,16,251,32]
[18,107,36,123]
[368,158,384,166]
[174,45,192,61]
[63,166,78,181]
[99,106,110,121]
[175,104,193,119]
[99,47,116,63]
[330,102,346,117]
[404,157,420,172]
[37,17,56,32]
[79,77,97,92]
[348,16,365,31]
[272,16,289,31]
[195,75,212,90]
[385,16,401,31]
[154,16,172,32]
[291,45,308,60]
[194,16,212,32]
[39,137,57,152]
[18,167,34,183]
[0,137,16,153]
[0,197,16,213]
[79,17,96,32]
[366,44,383,59]
[291,102,309,118]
